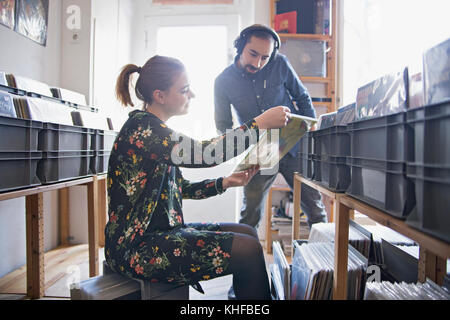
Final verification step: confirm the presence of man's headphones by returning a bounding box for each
[234,24,281,60]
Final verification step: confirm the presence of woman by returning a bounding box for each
[105,55,290,300]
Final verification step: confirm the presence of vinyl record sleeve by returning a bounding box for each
[233,114,316,172]
[0,92,17,118]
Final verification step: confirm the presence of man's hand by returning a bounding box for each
[254,106,291,129]
[222,166,259,190]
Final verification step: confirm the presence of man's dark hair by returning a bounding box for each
[234,24,280,57]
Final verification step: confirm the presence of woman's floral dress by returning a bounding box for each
[105,110,259,288]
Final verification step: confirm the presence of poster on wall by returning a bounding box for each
[15,0,49,46]
[0,0,15,29]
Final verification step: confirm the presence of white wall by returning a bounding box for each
[0,0,62,86]
[254,0,270,25]
[0,0,62,278]
[68,0,135,244]
[60,0,92,101]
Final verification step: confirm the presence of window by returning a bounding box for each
[342,0,450,106]
[157,25,228,139]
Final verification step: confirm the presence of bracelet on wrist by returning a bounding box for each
[215,177,226,194]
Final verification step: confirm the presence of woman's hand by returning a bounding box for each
[254,106,291,129]
[222,166,259,190]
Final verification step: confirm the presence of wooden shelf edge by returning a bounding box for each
[313,102,333,108]
[270,186,291,191]
[279,33,332,41]
[0,175,106,201]
[301,76,332,83]
[294,174,343,199]
[339,195,450,258]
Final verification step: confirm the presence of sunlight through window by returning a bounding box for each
[157,25,228,139]
[342,0,450,105]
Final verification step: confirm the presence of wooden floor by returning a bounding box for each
[0,242,279,300]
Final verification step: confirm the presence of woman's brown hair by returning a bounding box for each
[115,55,185,108]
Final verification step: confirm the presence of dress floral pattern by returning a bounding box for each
[105,110,259,287]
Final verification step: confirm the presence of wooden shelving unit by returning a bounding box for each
[0,175,107,299]
[270,0,338,114]
[265,186,291,254]
[292,173,450,300]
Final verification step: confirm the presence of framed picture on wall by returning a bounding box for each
[15,0,49,46]
[0,0,16,29]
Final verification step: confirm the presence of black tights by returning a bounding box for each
[219,223,271,300]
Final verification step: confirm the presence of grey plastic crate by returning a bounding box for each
[348,112,412,162]
[92,129,118,152]
[346,157,415,219]
[90,150,111,174]
[298,153,314,179]
[406,99,450,166]
[37,151,94,184]
[313,155,350,192]
[298,132,312,155]
[0,151,41,192]
[0,116,43,152]
[312,125,350,158]
[39,123,95,152]
[90,130,117,175]
[406,164,450,243]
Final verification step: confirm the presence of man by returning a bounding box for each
[214,24,327,230]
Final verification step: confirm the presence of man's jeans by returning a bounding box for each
[239,153,327,228]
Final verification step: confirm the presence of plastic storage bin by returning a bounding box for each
[39,123,95,152]
[0,116,42,152]
[37,123,96,183]
[91,129,117,153]
[313,155,350,192]
[0,116,43,192]
[298,132,312,155]
[312,125,350,158]
[90,150,111,174]
[0,152,42,192]
[37,151,94,184]
[348,112,412,162]
[90,129,117,174]
[406,99,450,165]
[298,153,314,179]
[405,99,449,242]
[346,157,415,219]
[298,132,314,179]
[406,164,450,243]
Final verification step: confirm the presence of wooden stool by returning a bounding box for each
[70,261,189,300]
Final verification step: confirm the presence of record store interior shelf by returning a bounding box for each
[0,174,107,299]
[292,173,351,245]
[292,172,450,300]
[270,0,338,115]
[265,186,291,254]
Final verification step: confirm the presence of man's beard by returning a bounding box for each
[244,64,260,74]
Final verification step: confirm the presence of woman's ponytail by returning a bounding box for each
[115,64,141,107]
[116,56,185,109]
